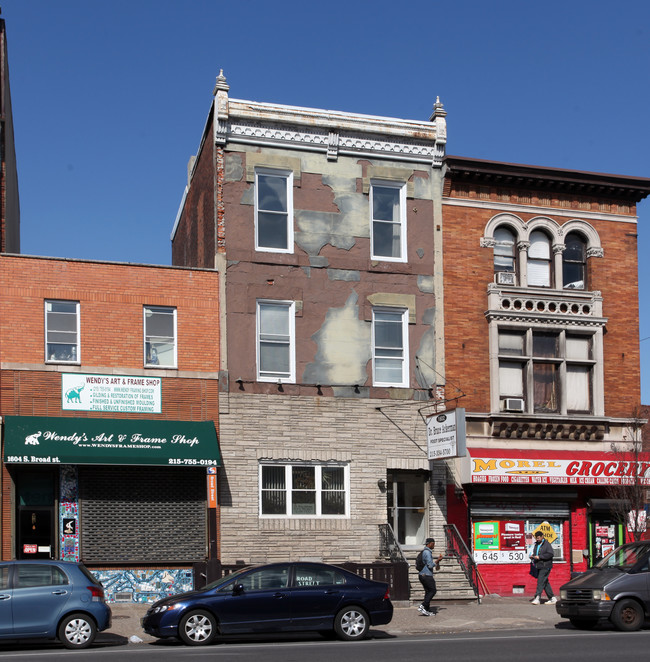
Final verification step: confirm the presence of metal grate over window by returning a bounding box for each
[79,466,206,563]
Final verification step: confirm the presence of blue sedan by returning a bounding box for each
[142,562,393,645]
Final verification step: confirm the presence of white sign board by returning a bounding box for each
[426,408,466,460]
[62,374,162,413]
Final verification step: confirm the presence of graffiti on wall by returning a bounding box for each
[59,465,79,562]
[92,568,194,603]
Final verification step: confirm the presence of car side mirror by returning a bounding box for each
[232,583,244,595]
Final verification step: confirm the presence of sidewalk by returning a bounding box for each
[104,595,564,643]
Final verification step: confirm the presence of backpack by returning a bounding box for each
[415,549,425,572]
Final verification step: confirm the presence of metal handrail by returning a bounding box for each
[378,523,408,563]
[443,523,482,603]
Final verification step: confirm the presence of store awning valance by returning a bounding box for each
[2,416,220,467]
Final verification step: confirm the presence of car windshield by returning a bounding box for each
[204,567,250,591]
[596,543,650,572]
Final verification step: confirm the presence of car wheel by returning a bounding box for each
[569,618,598,630]
[178,609,217,646]
[334,606,369,641]
[58,613,97,649]
[610,599,645,632]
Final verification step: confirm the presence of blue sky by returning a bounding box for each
[4,0,650,401]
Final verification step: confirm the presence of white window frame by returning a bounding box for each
[254,168,294,253]
[496,327,597,415]
[45,300,80,364]
[143,306,177,369]
[372,307,409,387]
[259,463,350,518]
[370,180,407,262]
[256,300,296,383]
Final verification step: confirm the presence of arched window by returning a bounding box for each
[528,231,551,287]
[494,226,516,274]
[563,232,587,290]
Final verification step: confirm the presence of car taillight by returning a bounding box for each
[88,585,105,602]
[383,588,390,600]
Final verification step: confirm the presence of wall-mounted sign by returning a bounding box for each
[426,408,466,460]
[62,374,162,414]
[463,448,650,486]
[3,416,221,467]
[62,518,76,535]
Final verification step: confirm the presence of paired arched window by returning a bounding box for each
[493,227,516,274]
[528,231,552,287]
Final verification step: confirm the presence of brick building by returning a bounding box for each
[442,156,650,595]
[0,254,221,601]
[172,73,452,573]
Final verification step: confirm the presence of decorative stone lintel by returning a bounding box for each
[490,420,606,441]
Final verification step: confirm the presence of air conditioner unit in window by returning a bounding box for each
[503,398,525,412]
[496,272,517,286]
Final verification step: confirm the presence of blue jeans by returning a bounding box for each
[535,565,554,598]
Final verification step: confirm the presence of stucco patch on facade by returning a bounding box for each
[303,291,370,386]
[327,269,361,282]
[415,307,436,389]
[417,275,434,293]
[224,153,244,182]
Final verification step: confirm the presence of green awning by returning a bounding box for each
[3,416,220,467]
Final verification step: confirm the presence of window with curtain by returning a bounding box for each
[563,232,587,290]
[370,181,406,261]
[256,300,295,383]
[255,168,293,252]
[260,464,348,517]
[494,226,516,274]
[497,328,594,414]
[372,307,409,387]
[528,231,552,287]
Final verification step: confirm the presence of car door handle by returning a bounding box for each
[272,592,286,599]
[325,590,339,595]
[52,590,68,595]
[0,594,10,601]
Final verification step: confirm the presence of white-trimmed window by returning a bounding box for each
[45,300,80,363]
[528,230,552,287]
[255,168,293,252]
[256,300,295,383]
[498,328,594,414]
[144,306,177,368]
[260,463,348,517]
[372,307,409,387]
[493,226,516,275]
[563,232,587,290]
[370,181,407,261]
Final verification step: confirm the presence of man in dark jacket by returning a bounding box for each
[530,531,556,605]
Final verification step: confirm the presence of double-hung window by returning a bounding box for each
[144,306,177,368]
[498,328,594,414]
[372,308,409,387]
[257,300,295,383]
[255,168,293,252]
[45,300,80,363]
[260,463,348,517]
[370,181,406,261]
[527,231,552,287]
[563,233,587,290]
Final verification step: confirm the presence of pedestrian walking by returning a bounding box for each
[529,531,556,605]
[417,537,443,616]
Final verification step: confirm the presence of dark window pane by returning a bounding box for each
[258,211,288,249]
[533,363,558,412]
[533,333,558,358]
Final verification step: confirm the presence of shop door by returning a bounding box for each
[589,516,624,566]
[387,472,427,547]
[16,470,55,560]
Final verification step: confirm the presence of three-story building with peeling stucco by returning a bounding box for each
[172,73,450,570]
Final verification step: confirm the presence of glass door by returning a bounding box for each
[387,472,427,547]
[16,469,56,559]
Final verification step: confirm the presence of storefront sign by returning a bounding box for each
[3,416,221,467]
[427,408,466,460]
[463,448,650,486]
[62,374,162,413]
[23,545,37,554]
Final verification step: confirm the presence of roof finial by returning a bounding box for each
[213,69,230,95]
[430,96,447,120]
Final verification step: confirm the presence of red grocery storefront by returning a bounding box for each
[454,448,650,597]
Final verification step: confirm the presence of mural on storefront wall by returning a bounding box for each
[59,465,79,562]
[92,568,194,603]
